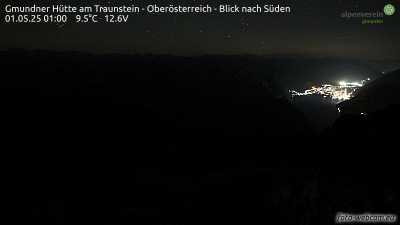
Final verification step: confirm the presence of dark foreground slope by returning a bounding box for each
[313,69,400,224]
[1,49,317,224]
[1,49,318,168]
[321,68,400,171]
[1,49,399,225]
[322,67,400,172]
[337,69,400,115]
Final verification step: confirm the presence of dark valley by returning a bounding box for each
[1,49,399,225]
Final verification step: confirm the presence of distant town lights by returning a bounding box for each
[290,78,371,101]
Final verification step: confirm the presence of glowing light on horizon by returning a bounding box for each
[339,82,363,87]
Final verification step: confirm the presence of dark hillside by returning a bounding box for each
[1,49,399,225]
[338,69,400,115]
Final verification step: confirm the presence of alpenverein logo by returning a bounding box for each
[384,4,395,15]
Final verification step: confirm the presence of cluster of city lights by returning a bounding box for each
[290,78,370,101]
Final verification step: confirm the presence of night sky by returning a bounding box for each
[1,0,399,59]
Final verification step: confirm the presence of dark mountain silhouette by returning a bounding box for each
[272,56,382,91]
[363,59,400,73]
[215,55,383,91]
[1,48,320,180]
[1,49,399,225]
[125,53,383,92]
[337,68,400,115]
[319,68,400,171]
[319,103,400,174]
